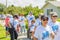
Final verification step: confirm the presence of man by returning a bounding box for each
[26,11,35,27]
[9,15,18,40]
[48,12,60,40]
[19,14,26,33]
[34,15,55,40]
[26,11,35,38]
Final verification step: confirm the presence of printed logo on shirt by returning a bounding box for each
[30,17,33,20]
[42,31,49,39]
[52,25,58,32]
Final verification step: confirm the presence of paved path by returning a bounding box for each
[18,33,31,40]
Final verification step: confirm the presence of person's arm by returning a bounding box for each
[19,19,22,22]
[33,37,38,40]
[33,27,39,40]
[8,21,12,28]
[50,26,55,40]
[4,18,6,26]
[50,32,55,40]
[34,26,37,33]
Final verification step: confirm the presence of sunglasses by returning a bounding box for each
[42,19,48,21]
[52,16,57,17]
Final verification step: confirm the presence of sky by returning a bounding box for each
[0,0,60,8]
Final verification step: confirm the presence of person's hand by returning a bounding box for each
[50,33,55,40]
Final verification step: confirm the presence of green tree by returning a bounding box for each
[0,3,6,14]
[5,4,43,18]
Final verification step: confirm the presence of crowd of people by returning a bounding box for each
[4,11,60,40]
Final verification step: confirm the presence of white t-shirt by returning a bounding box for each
[13,19,19,29]
[48,21,60,40]
[30,23,36,32]
[48,21,60,33]
[34,25,53,40]
[9,17,13,24]
[35,18,41,26]
[54,29,60,40]
[19,16,25,26]
[26,15,35,26]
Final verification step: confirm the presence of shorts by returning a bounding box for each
[6,27,9,31]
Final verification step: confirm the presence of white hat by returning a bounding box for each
[50,12,58,16]
[52,12,58,16]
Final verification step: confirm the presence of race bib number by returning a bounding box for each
[42,31,49,39]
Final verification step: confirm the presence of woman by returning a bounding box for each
[48,12,60,40]
[34,15,55,40]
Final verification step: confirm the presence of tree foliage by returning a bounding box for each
[0,3,6,14]
[0,4,43,18]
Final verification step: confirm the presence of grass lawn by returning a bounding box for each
[0,25,10,40]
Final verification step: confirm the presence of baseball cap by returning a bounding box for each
[50,12,58,16]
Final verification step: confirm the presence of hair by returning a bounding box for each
[41,15,48,20]
[13,15,18,19]
[31,20,35,23]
